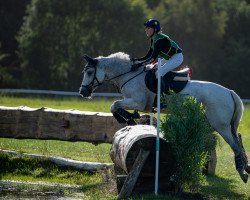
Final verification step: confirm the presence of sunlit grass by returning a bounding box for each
[0,95,114,112]
[0,152,114,199]
[0,139,112,163]
[200,105,250,199]
[0,95,250,199]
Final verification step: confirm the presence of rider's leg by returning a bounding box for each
[156,53,183,78]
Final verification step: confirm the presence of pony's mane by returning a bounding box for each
[96,52,131,70]
[107,52,130,61]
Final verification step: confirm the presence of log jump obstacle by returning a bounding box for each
[0,106,123,143]
[110,125,177,199]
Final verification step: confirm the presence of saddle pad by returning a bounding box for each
[145,69,188,94]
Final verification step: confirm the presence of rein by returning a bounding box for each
[85,64,145,90]
[105,70,134,83]
[120,69,145,90]
[104,67,145,90]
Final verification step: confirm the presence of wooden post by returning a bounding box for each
[118,149,150,199]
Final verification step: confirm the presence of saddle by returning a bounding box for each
[145,68,190,94]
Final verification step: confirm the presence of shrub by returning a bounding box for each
[161,93,217,192]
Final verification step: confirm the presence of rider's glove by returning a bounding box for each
[131,63,142,71]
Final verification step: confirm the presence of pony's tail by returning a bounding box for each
[230,90,244,134]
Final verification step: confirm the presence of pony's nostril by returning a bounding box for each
[79,89,85,96]
[79,87,91,97]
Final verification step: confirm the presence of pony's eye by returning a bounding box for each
[87,71,93,76]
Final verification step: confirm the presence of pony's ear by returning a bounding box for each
[83,55,94,63]
[83,55,98,66]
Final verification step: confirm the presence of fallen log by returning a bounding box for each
[0,149,113,172]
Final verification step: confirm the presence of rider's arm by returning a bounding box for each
[136,48,153,61]
[137,37,172,66]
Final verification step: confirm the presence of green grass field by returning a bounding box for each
[0,95,250,199]
[0,95,114,112]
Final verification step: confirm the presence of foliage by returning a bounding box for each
[161,93,217,191]
[148,0,227,80]
[215,0,250,97]
[17,0,147,91]
[1,0,250,97]
[0,47,12,86]
[0,0,30,88]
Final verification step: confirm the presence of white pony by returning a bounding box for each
[79,52,250,183]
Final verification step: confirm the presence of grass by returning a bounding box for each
[0,95,250,199]
[0,139,112,163]
[201,104,250,200]
[0,152,115,200]
[0,94,114,112]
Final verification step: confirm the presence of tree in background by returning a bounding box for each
[0,44,11,86]
[149,0,227,80]
[215,0,250,98]
[1,0,250,97]
[0,0,30,88]
[143,0,250,98]
[17,0,147,91]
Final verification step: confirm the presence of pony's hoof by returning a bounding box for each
[245,164,250,174]
[239,172,248,183]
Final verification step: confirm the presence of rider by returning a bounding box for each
[131,19,183,78]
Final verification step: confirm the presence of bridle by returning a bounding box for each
[81,61,145,93]
[80,63,102,95]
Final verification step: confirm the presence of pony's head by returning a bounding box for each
[79,52,132,98]
[79,55,105,98]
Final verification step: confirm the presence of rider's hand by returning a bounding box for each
[131,63,142,71]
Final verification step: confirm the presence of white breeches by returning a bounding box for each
[156,53,184,78]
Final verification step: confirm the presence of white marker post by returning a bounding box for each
[155,58,161,195]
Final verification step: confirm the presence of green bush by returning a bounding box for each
[161,94,217,191]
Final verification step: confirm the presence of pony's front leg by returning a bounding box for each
[111,98,145,112]
[111,98,145,125]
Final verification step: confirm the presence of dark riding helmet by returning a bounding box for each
[144,19,161,32]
